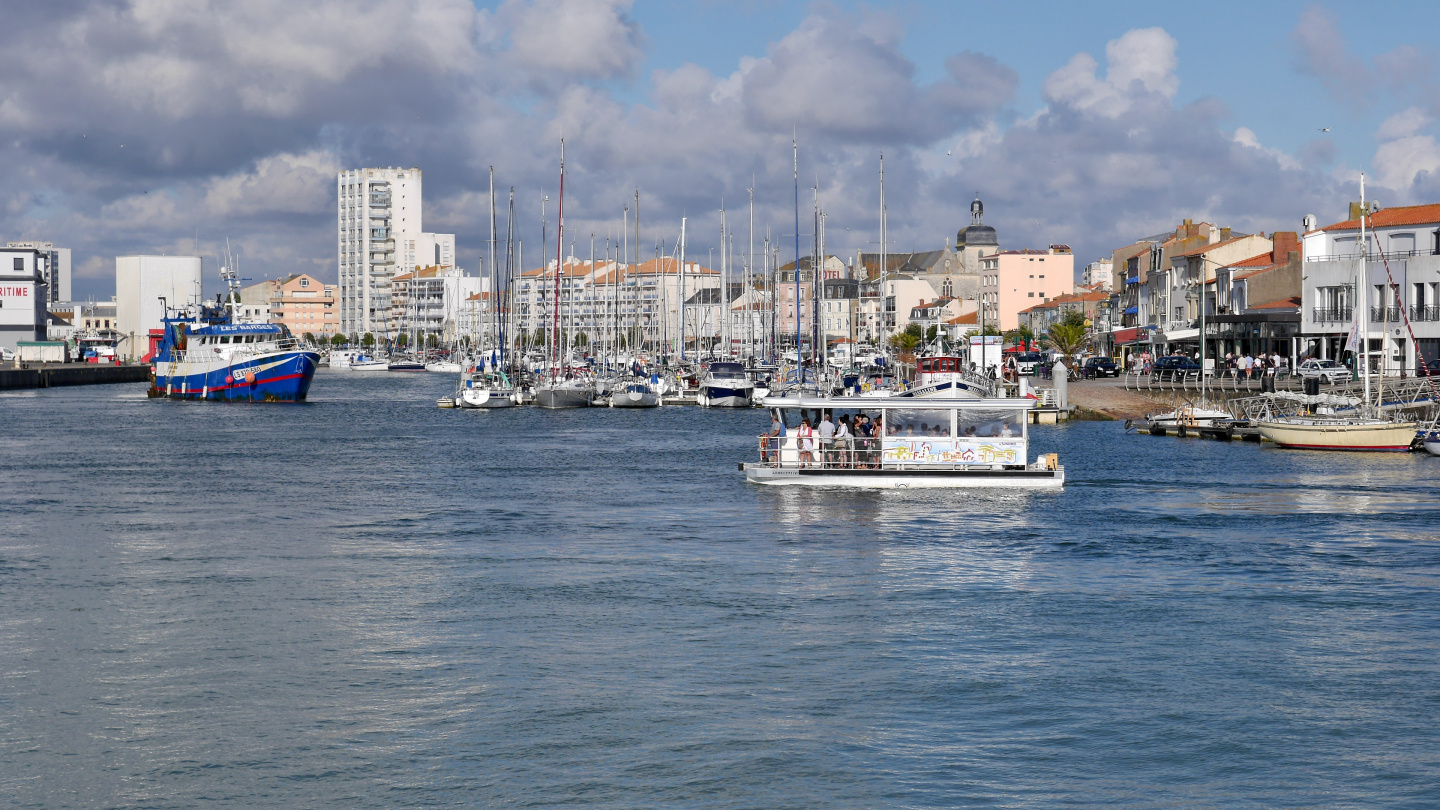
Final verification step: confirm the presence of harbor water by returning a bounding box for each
[3,371,1439,808]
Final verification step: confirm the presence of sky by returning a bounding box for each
[4,0,1440,304]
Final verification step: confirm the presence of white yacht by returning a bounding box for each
[697,361,755,407]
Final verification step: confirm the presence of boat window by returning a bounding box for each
[220,336,231,344]
[885,408,952,437]
[958,408,1023,439]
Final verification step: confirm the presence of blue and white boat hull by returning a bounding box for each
[698,384,753,408]
[152,350,320,402]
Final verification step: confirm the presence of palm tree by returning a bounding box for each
[1045,321,1088,366]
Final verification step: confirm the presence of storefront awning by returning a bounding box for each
[1113,327,1143,344]
[1161,327,1199,342]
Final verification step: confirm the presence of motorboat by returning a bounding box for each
[1255,416,1420,451]
[349,355,389,371]
[697,361,755,407]
[894,355,994,398]
[743,394,1063,488]
[609,379,660,408]
[425,358,464,373]
[1145,403,1235,430]
[387,357,425,372]
[1422,428,1440,456]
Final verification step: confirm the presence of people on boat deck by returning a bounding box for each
[817,412,835,462]
[835,415,853,466]
[764,413,783,461]
[798,417,815,465]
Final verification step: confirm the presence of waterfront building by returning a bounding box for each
[1149,231,1271,353]
[0,245,48,351]
[1108,220,1238,362]
[908,296,972,336]
[115,255,202,360]
[686,283,746,355]
[1081,258,1113,290]
[6,241,70,305]
[268,274,339,339]
[978,245,1075,331]
[1300,203,1440,373]
[234,279,274,323]
[337,167,453,338]
[821,278,858,349]
[389,266,484,345]
[1205,232,1302,363]
[728,288,772,357]
[516,257,717,354]
[1016,289,1108,336]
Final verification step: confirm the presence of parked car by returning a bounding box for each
[1012,352,1045,375]
[0,346,14,362]
[1296,358,1349,384]
[1082,357,1119,378]
[1151,355,1201,380]
[1420,358,1440,377]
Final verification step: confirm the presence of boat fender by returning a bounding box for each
[1177,425,1187,438]
[244,371,256,385]
[1123,419,1133,431]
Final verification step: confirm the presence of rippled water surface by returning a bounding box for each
[3,371,1439,808]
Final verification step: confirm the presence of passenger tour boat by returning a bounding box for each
[742,394,1062,488]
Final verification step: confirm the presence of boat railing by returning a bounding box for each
[164,337,307,364]
[753,435,1022,470]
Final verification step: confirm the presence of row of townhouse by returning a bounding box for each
[1095,203,1440,374]
[513,257,721,353]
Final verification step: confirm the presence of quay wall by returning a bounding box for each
[0,364,150,390]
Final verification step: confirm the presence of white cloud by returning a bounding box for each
[1042,28,1178,118]
[505,0,644,81]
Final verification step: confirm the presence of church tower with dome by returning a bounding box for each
[955,194,998,275]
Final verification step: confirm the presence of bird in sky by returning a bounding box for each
[1319,128,1330,132]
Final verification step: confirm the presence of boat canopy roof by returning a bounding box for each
[761,394,1034,411]
[186,323,285,336]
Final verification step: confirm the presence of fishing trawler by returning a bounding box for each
[149,317,318,402]
[148,258,319,402]
[742,394,1062,488]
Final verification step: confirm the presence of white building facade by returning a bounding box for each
[1300,204,1440,373]
[338,167,423,337]
[115,255,203,359]
[6,241,70,305]
[0,246,48,351]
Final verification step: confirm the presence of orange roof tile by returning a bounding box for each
[945,312,978,325]
[1319,203,1440,232]
[1250,296,1301,310]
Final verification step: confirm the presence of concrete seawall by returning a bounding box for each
[0,364,150,390]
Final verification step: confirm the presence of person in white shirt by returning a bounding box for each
[817,412,836,467]
[833,415,852,467]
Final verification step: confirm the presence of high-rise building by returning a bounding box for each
[7,241,71,304]
[337,167,422,336]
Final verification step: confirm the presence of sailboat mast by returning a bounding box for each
[503,187,514,369]
[554,140,565,380]
[680,217,688,360]
[1360,172,1371,411]
[793,132,802,369]
[721,206,728,358]
[748,183,755,361]
[488,167,497,362]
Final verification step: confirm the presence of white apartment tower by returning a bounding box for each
[338,167,423,336]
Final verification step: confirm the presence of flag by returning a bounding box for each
[1345,305,1361,353]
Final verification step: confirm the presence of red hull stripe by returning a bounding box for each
[1274,443,1411,451]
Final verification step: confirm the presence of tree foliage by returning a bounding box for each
[330,333,347,346]
[361,332,375,348]
[1045,321,1088,362]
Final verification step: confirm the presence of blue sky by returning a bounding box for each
[3,0,1439,300]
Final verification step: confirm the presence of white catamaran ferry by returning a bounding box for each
[742,394,1063,488]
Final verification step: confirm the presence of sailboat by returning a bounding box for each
[1256,174,1417,451]
[534,140,594,409]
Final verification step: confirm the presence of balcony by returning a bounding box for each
[1313,307,1353,323]
[1371,306,1403,322]
[1411,305,1440,322]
